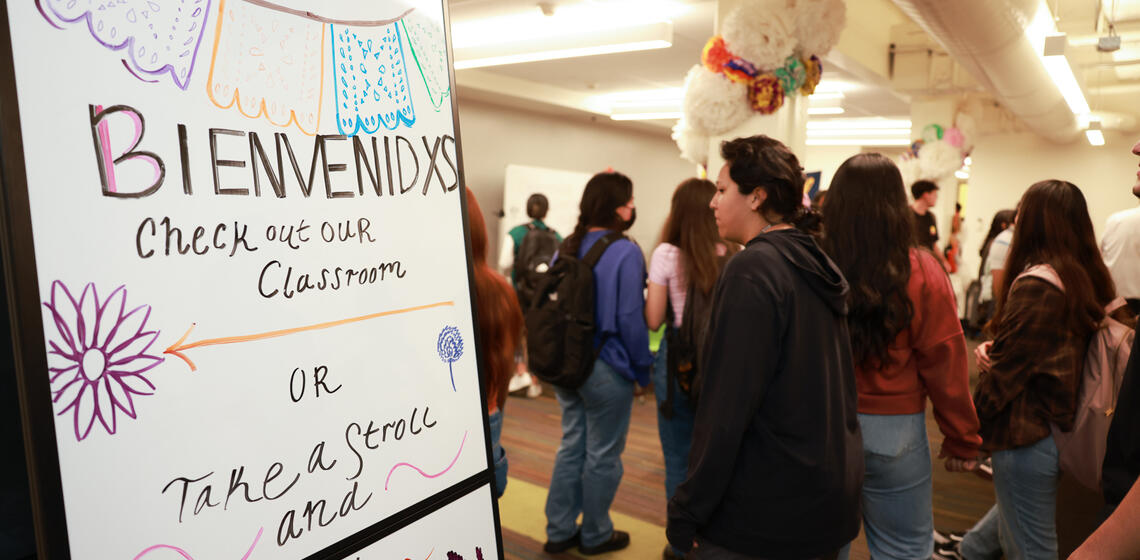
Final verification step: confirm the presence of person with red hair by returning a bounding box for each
[465,187,524,498]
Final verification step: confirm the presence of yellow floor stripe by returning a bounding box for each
[499,477,669,558]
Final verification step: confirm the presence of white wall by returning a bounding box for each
[455,97,697,263]
[802,145,861,195]
[959,130,1140,281]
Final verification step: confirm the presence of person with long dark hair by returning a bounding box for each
[979,209,1017,306]
[645,178,736,560]
[464,188,524,499]
[962,180,1131,559]
[666,135,862,559]
[821,154,981,559]
[543,171,651,556]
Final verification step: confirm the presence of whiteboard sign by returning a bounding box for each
[500,164,592,245]
[0,0,501,558]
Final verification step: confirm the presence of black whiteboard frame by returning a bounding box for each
[0,0,504,557]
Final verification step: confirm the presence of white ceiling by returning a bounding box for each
[446,0,1140,136]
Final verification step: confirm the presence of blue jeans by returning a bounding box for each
[545,358,634,547]
[991,436,1060,560]
[959,505,1003,560]
[489,409,507,499]
[652,338,696,501]
[858,413,933,560]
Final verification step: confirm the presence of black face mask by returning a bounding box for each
[622,207,637,231]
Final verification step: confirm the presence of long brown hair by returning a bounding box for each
[821,153,915,369]
[465,188,523,410]
[992,180,1116,335]
[660,178,737,295]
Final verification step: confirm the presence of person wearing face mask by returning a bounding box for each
[542,171,652,556]
[666,136,862,559]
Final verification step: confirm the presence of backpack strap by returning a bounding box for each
[582,232,624,268]
[1106,297,1129,315]
[1015,264,1064,292]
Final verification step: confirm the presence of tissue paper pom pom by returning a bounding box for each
[775,56,806,94]
[943,127,964,148]
[748,74,785,114]
[921,123,944,143]
[800,56,823,95]
[722,2,797,72]
[682,65,751,135]
[897,156,921,190]
[702,36,733,73]
[796,0,846,58]
[672,118,710,166]
[918,140,963,180]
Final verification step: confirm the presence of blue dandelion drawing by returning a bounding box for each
[437,326,464,391]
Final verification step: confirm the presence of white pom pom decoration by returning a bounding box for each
[672,118,709,167]
[897,157,921,190]
[682,65,751,135]
[918,140,963,180]
[721,2,797,72]
[795,0,846,58]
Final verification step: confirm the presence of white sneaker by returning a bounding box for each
[526,381,543,398]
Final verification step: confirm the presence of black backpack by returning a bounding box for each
[525,233,623,390]
[513,224,561,306]
[660,257,725,418]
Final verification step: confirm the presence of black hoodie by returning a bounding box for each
[667,228,863,558]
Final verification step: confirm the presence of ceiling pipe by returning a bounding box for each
[891,0,1082,143]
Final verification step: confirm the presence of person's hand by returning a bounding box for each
[943,456,980,473]
[634,383,652,398]
[975,340,993,373]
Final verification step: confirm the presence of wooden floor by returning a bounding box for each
[495,354,998,559]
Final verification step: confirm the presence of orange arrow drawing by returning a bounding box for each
[164,300,455,371]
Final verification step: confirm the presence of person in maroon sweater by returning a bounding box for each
[822,154,982,559]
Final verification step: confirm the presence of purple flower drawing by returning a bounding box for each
[43,281,163,441]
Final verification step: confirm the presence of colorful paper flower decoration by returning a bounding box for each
[749,75,785,114]
[801,56,822,95]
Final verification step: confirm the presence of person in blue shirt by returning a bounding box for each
[543,171,652,556]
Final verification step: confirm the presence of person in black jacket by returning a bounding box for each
[666,135,863,559]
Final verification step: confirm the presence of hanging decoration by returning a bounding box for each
[898,119,973,185]
[674,0,847,166]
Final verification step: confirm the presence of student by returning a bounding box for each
[645,178,735,560]
[910,180,941,253]
[1100,140,1140,315]
[543,171,651,556]
[978,209,1016,313]
[666,135,862,560]
[464,188,523,499]
[965,180,1124,559]
[821,153,982,559]
[498,193,562,284]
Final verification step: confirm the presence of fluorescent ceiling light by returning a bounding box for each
[452,0,689,47]
[813,80,859,93]
[807,118,912,129]
[807,107,845,115]
[806,138,912,146]
[1086,119,1105,146]
[454,22,673,69]
[955,170,970,179]
[808,92,845,101]
[1027,3,1090,115]
[808,128,911,136]
[610,111,683,121]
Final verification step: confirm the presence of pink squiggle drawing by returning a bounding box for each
[385,431,468,490]
[133,527,263,560]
